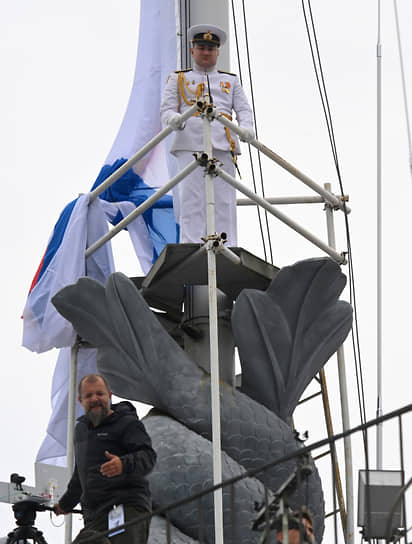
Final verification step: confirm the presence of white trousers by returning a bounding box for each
[173,149,237,246]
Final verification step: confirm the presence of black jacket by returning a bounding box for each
[59,401,156,521]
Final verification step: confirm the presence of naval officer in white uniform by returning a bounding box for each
[160,24,254,246]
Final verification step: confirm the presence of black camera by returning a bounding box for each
[10,473,26,490]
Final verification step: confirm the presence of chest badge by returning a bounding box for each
[220,81,231,94]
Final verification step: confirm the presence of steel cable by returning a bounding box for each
[301,0,368,429]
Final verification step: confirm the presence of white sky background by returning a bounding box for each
[1,0,412,541]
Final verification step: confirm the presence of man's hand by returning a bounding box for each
[53,503,66,516]
[239,127,255,143]
[167,113,185,130]
[100,451,123,478]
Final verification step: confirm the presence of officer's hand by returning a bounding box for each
[167,113,185,130]
[239,127,255,143]
[53,503,66,516]
[100,451,123,478]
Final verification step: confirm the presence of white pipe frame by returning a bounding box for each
[88,103,198,203]
[215,113,351,214]
[216,165,345,264]
[64,340,80,544]
[202,100,224,544]
[85,159,199,258]
[85,100,348,263]
[237,194,349,206]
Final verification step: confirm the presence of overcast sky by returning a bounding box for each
[1,1,412,541]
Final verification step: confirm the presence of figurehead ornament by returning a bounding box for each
[188,24,227,47]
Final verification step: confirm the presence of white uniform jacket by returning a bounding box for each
[160,67,253,155]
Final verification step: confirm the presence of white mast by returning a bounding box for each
[376,0,383,470]
[180,3,230,543]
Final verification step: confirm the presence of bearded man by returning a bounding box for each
[54,374,156,543]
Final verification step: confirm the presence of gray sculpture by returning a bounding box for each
[52,257,352,543]
[149,515,198,544]
[144,413,273,543]
[233,257,353,423]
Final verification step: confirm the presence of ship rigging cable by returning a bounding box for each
[301,0,368,429]
[393,0,412,179]
[231,0,368,429]
[231,0,274,264]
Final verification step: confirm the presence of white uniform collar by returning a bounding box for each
[192,62,217,74]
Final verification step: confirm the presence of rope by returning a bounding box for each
[177,72,204,108]
[231,0,269,262]
[301,0,368,432]
[240,0,274,264]
[219,112,242,175]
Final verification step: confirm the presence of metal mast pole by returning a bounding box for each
[64,340,79,544]
[184,5,229,541]
[376,0,383,470]
[203,104,224,544]
[325,183,354,544]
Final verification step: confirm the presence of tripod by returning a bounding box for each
[6,500,49,544]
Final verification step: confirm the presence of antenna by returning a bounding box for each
[376,0,383,472]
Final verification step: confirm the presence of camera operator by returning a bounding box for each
[275,507,314,544]
[54,374,156,543]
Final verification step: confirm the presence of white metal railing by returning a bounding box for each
[85,100,349,263]
[215,165,345,264]
[85,159,199,258]
[88,103,198,204]
[216,113,350,214]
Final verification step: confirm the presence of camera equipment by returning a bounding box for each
[4,472,82,544]
[5,498,51,544]
[10,473,26,490]
[252,451,313,543]
[3,472,51,543]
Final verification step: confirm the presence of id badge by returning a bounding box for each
[108,504,125,536]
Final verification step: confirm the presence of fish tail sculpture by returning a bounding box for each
[52,257,352,543]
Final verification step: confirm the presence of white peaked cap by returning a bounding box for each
[188,24,227,47]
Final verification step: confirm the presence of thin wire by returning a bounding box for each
[304,1,367,412]
[398,416,408,544]
[186,1,190,69]
[332,451,338,544]
[49,510,65,528]
[231,0,269,261]
[240,0,274,264]
[301,0,368,428]
[393,0,412,179]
